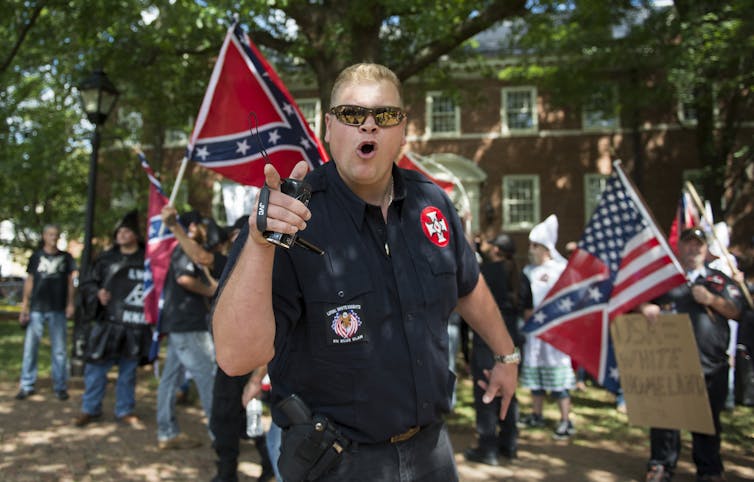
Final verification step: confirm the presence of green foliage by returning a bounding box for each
[1,0,529,262]
[503,0,753,218]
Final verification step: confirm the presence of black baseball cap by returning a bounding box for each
[680,227,707,244]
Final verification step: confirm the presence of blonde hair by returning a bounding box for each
[330,63,403,108]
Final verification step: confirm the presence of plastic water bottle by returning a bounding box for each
[246,398,264,437]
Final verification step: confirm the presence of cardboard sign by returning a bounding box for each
[611,313,715,435]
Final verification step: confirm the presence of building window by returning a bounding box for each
[584,173,610,222]
[425,92,460,136]
[297,98,321,135]
[678,96,697,125]
[502,175,540,231]
[501,87,537,134]
[582,85,619,130]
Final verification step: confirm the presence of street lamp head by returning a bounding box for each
[78,69,120,126]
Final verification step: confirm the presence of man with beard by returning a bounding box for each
[74,211,151,427]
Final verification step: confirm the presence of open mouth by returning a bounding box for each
[358,142,376,155]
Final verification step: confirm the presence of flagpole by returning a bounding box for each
[158,155,188,236]
[684,181,754,309]
[613,160,685,276]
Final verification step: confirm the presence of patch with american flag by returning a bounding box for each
[522,167,686,392]
[328,306,365,344]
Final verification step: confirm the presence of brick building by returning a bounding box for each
[285,71,754,262]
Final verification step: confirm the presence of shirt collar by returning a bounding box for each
[686,266,707,282]
[326,162,406,230]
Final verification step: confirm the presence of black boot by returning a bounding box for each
[211,458,238,482]
[254,435,275,482]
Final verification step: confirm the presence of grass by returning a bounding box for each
[2,308,752,455]
[445,354,754,456]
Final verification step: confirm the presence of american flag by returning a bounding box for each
[139,154,178,360]
[522,165,686,392]
[187,21,328,186]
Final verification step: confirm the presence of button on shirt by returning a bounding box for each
[224,162,479,443]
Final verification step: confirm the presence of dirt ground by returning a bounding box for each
[1,369,753,482]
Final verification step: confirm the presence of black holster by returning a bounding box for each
[277,395,350,482]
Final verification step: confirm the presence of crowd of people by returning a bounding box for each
[12,62,754,482]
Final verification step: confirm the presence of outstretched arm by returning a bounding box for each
[161,205,215,267]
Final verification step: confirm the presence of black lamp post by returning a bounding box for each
[77,69,119,276]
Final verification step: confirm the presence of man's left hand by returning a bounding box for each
[477,362,518,420]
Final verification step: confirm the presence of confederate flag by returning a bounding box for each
[139,154,178,359]
[188,21,328,186]
[522,165,686,392]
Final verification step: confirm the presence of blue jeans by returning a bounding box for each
[81,358,139,417]
[156,331,216,441]
[267,421,283,481]
[20,311,68,392]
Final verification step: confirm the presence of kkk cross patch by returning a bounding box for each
[327,305,367,345]
[421,206,450,247]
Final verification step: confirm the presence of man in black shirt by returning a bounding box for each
[213,63,519,481]
[17,224,75,401]
[640,227,743,482]
[156,212,218,450]
[74,211,151,427]
[465,233,532,466]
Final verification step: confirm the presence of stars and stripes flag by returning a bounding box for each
[139,153,178,359]
[667,191,700,253]
[522,164,687,392]
[187,21,328,186]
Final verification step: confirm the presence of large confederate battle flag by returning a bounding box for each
[188,22,328,185]
[139,154,178,358]
[522,166,686,392]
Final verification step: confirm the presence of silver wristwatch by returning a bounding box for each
[493,347,521,364]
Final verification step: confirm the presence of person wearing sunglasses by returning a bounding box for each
[212,63,519,481]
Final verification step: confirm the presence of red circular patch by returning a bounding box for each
[420,206,450,247]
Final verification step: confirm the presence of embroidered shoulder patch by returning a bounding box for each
[420,206,450,247]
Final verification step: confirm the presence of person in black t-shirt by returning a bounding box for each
[640,227,743,482]
[17,224,76,401]
[155,211,218,450]
[465,233,532,466]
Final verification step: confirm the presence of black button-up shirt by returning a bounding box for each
[655,265,743,375]
[224,161,479,443]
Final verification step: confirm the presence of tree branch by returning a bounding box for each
[1,2,45,74]
[394,0,527,80]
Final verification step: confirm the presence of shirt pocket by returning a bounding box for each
[303,272,375,364]
[417,244,459,340]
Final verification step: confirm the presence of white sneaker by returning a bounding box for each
[553,420,575,440]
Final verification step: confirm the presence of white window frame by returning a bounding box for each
[583,173,610,223]
[501,87,538,135]
[582,85,620,130]
[502,174,540,231]
[676,86,719,126]
[296,98,321,136]
[425,91,460,137]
